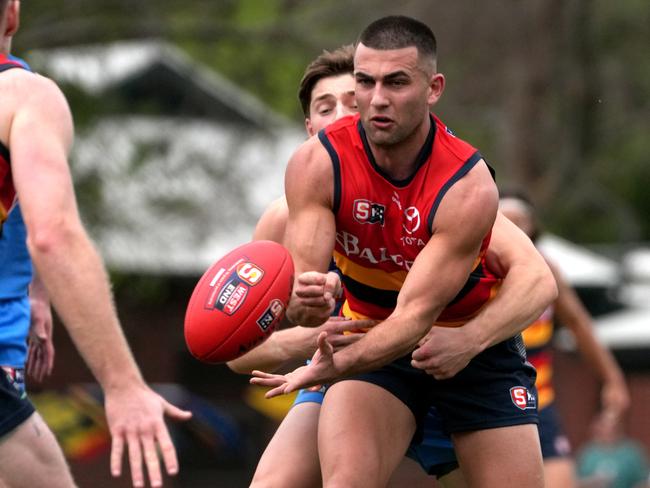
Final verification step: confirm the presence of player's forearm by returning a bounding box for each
[572,318,625,385]
[29,225,144,391]
[466,261,557,353]
[29,270,50,304]
[227,328,311,374]
[335,314,432,376]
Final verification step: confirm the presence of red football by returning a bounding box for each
[184,240,294,363]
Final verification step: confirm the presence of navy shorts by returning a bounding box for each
[405,406,458,477]
[537,403,571,459]
[350,335,538,438]
[0,368,34,437]
[293,384,458,477]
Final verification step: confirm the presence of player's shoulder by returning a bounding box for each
[287,133,331,175]
[2,70,70,120]
[18,72,71,115]
[285,135,333,207]
[433,160,497,232]
[431,114,478,161]
[254,196,289,243]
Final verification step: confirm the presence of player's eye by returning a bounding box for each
[356,76,374,87]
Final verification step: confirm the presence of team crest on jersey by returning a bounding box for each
[353,199,385,226]
[510,386,537,410]
[402,207,421,234]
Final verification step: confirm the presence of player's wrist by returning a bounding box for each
[461,321,488,355]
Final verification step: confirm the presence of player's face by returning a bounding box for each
[354,43,443,147]
[305,73,356,136]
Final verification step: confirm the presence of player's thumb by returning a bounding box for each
[323,272,341,300]
[162,399,193,421]
[317,331,333,355]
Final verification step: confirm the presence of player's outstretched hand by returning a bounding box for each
[411,325,480,379]
[104,385,192,487]
[251,331,337,397]
[287,271,341,327]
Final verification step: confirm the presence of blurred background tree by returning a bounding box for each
[17,0,650,245]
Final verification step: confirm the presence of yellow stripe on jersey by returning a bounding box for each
[341,301,372,320]
[333,250,406,291]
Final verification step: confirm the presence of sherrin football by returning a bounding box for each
[184,240,294,363]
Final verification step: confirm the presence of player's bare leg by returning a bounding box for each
[438,468,467,488]
[0,412,76,487]
[452,424,544,487]
[250,402,321,488]
[543,458,576,488]
[319,381,416,488]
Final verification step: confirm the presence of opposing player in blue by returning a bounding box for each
[0,1,191,486]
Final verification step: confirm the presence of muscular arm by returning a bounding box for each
[252,162,501,394]
[331,163,498,375]
[229,142,340,373]
[551,262,629,418]
[11,75,145,393]
[283,138,339,326]
[10,74,190,486]
[464,213,557,348]
[412,212,558,378]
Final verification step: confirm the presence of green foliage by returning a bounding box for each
[16,0,650,243]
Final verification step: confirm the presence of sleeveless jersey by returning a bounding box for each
[319,113,500,325]
[522,305,555,410]
[0,54,33,298]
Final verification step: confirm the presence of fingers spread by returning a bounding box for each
[127,430,144,487]
[141,433,162,487]
[110,433,125,478]
[155,423,179,476]
[162,399,193,422]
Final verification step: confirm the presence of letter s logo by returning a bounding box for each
[237,262,264,285]
[510,387,529,410]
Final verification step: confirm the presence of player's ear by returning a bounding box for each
[427,73,445,107]
[305,118,315,137]
[4,0,19,37]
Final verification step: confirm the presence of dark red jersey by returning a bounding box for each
[319,113,500,325]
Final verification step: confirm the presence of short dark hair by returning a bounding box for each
[298,44,354,118]
[358,15,437,64]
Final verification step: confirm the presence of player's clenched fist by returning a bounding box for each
[286,271,341,327]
